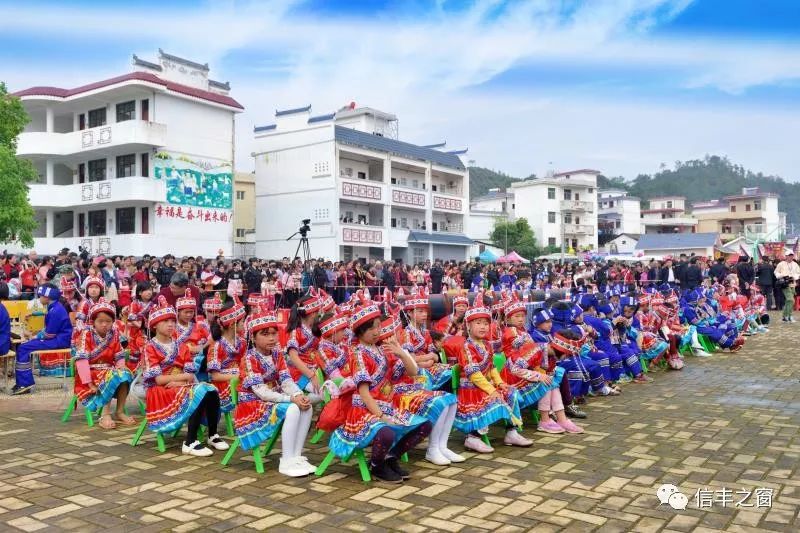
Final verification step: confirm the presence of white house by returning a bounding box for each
[12,49,242,257]
[467,188,513,258]
[597,189,642,242]
[635,233,719,258]
[604,233,639,254]
[641,196,697,234]
[253,104,472,263]
[511,170,599,251]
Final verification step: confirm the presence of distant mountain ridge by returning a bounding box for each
[469,155,796,225]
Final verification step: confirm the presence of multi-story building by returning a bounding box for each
[641,196,697,234]
[597,189,642,245]
[692,187,784,241]
[234,172,256,258]
[511,170,599,251]
[253,104,472,263]
[12,49,243,256]
[466,188,514,257]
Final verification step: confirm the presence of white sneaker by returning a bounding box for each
[440,447,466,463]
[503,429,533,447]
[693,348,712,357]
[182,440,213,457]
[297,456,317,475]
[464,435,494,453]
[207,434,230,451]
[279,457,310,477]
[425,447,451,466]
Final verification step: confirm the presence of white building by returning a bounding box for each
[467,189,514,257]
[604,233,639,254]
[641,196,697,234]
[12,50,242,257]
[597,189,642,245]
[253,104,472,263]
[511,170,599,252]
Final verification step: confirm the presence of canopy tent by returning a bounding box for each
[478,249,500,262]
[496,251,530,263]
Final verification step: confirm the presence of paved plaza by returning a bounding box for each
[0,318,798,532]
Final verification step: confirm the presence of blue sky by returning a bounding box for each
[2,0,799,181]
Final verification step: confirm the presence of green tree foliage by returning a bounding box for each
[490,217,538,260]
[469,166,520,199]
[0,82,37,247]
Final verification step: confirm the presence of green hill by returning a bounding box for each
[468,167,521,199]
[472,156,797,226]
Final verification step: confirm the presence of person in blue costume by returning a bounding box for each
[549,301,614,400]
[571,297,623,392]
[0,283,11,360]
[682,289,744,352]
[579,294,651,385]
[13,283,73,395]
[529,308,586,419]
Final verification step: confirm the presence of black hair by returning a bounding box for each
[0,282,8,300]
[353,315,380,339]
[136,281,153,299]
[287,293,315,333]
[558,328,581,341]
[429,329,444,343]
[210,300,236,341]
[312,312,335,338]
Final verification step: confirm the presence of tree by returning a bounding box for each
[0,82,37,247]
[490,217,538,260]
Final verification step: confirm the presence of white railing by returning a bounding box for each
[563,224,594,235]
[28,177,167,208]
[17,120,167,157]
[340,178,386,204]
[560,200,594,212]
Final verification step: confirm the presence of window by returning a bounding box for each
[745,204,751,212]
[116,154,136,178]
[731,205,736,212]
[666,201,673,208]
[400,218,408,228]
[754,200,762,210]
[574,193,580,201]
[343,246,353,262]
[78,114,86,130]
[400,178,407,186]
[78,163,85,183]
[78,213,85,237]
[412,246,426,264]
[548,237,556,246]
[236,190,245,200]
[141,153,149,177]
[548,212,556,223]
[615,220,621,229]
[391,218,397,228]
[563,189,572,200]
[88,107,107,128]
[564,213,572,223]
[88,159,106,182]
[313,208,329,220]
[115,207,135,234]
[141,207,149,234]
[236,228,246,238]
[116,101,135,122]
[431,184,437,191]
[88,210,106,236]
[357,171,366,180]
[512,203,515,209]
[391,177,397,184]
[412,179,419,189]
[588,188,594,193]
[141,99,149,121]
[547,187,556,199]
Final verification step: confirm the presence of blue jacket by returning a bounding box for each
[0,305,10,355]
[43,300,73,346]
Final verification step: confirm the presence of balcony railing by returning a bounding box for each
[563,223,594,235]
[17,120,167,157]
[433,222,464,233]
[28,177,167,208]
[340,178,386,204]
[390,187,426,209]
[560,200,594,212]
[340,225,386,246]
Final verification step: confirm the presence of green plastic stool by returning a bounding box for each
[221,420,283,474]
[315,447,371,482]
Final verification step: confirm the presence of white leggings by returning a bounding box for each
[281,403,313,460]
[538,388,564,413]
[429,403,458,452]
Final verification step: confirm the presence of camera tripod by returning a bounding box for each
[286,232,312,263]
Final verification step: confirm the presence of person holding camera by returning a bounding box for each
[775,250,800,322]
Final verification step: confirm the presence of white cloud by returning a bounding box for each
[4,0,800,180]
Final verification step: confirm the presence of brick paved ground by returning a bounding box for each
[1,316,798,532]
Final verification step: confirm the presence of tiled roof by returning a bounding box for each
[308,113,335,123]
[635,232,718,251]
[447,149,468,155]
[13,71,243,110]
[158,49,209,71]
[334,126,465,170]
[421,142,447,148]
[132,54,162,71]
[553,169,601,177]
[208,79,231,91]
[275,105,311,117]
[408,231,473,245]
